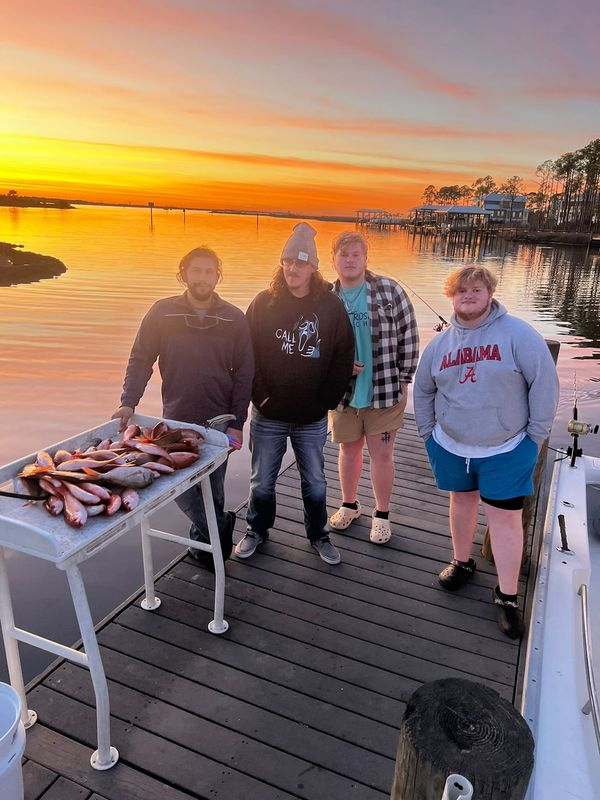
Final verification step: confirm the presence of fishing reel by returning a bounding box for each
[567,415,598,467]
[567,373,599,466]
[567,419,599,436]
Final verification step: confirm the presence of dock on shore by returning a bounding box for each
[21,415,537,800]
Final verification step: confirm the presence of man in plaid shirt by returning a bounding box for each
[329,231,419,545]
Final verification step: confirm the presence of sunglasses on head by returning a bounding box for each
[280,258,312,269]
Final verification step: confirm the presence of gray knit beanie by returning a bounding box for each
[281,222,319,269]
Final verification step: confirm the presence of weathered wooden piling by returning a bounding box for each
[390,678,534,800]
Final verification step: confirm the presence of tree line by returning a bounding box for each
[421,138,600,232]
[0,189,73,209]
[421,176,523,206]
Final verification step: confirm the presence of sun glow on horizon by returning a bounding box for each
[2,134,522,213]
[1,1,598,214]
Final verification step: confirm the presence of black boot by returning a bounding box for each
[438,558,476,591]
[187,511,236,572]
[493,587,525,639]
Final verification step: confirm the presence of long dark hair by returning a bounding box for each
[268,266,329,303]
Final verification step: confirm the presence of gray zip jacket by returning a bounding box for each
[120,292,253,430]
[414,300,559,448]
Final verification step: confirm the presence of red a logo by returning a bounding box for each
[459,366,477,384]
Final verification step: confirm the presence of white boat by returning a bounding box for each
[522,433,600,798]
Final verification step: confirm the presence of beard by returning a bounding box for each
[187,284,214,303]
[456,300,492,324]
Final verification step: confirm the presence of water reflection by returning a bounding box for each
[532,248,600,354]
[398,229,600,357]
[1,206,599,685]
[1,206,599,465]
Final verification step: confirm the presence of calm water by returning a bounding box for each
[1,205,600,682]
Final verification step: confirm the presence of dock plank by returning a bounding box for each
[28,688,303,800]
[113,605,405,725]
[39,776,91,799]
[23,415,531,799]
[43,660,394,796]
[29,685,385,800]
[23,760,57,800]
[95,626,398,757]
[24,724,195,800]
[169,560,518,669]
[228,533,500,619]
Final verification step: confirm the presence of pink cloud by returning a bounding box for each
[2,1,481,101]
[253,112,550,142]
[518,83,600,101]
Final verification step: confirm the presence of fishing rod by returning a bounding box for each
[0,488,50,500]
[567,371,599,467]
[396,279,449,332]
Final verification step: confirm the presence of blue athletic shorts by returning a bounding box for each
[424,435,539,499]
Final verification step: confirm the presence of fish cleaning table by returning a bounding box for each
[0,415,229,771]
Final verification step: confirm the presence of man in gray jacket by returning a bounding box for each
[414,265,559,639]
[112,246,254,570]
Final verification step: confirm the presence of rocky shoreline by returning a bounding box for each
[0,241,67,286]
[504,230,598,247]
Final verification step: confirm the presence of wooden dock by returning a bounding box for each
[21,415,534,800]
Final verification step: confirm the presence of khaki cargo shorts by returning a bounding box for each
[329,393,407,444]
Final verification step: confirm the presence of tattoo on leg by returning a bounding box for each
[381,431,391,444]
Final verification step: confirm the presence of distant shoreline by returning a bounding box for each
[75,200,358,223]
[2,200,596,248]
[0,195,356,223]
[0,196,74,209]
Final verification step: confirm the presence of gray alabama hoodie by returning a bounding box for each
[413,300,559,448]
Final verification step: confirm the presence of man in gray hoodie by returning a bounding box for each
[414,266,559,639]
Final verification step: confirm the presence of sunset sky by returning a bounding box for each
[1,0,599,214]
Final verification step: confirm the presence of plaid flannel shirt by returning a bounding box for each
[333,271,419,409]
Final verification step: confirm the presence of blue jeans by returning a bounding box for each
[246,409,328,542]
[174,418,229,543]
[175,460,228,543]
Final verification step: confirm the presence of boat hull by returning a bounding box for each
[522,453,600,798]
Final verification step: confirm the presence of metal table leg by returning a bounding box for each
[0,547,37,728]
[200,477,228,634]
[139,471,229,634]
[140,516,161,611]
[65,565,119,770]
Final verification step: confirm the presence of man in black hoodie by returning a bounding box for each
[236,223,354,565]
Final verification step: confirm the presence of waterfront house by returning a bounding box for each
[410,205,492,231]
[483,193,529,225]
[356,208,388,223]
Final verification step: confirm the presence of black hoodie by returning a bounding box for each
[246,286,355,424]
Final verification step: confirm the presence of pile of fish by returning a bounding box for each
[17,421,203,529]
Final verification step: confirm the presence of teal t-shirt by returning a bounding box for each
[340,283,373,408]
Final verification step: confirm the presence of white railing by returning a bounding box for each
[578,582,600,753]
